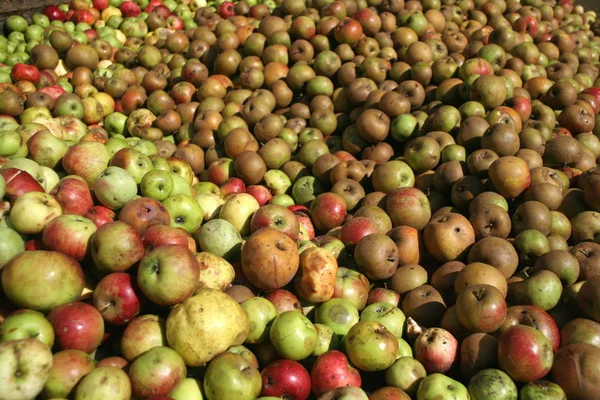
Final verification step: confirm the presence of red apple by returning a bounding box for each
[310,192,347,233]
[497,325,554,382]
[261,359,311,400]
[340,216,378,248]
[120,1,142,17]
[51,177,94,216]
[11,64,40,84]
[48,301,105,354]
[264,289,303,315]
[0,168,45,202]
[84,205,116,228]
[93,272,142,326]
[413,327,458,374]
[250,204,300,240]
[247,185,273,206]
[42,215,97,261]
[219,1,236,18]
[311,350,361,396]
[142,224,192,252]
[220,177,246,197]
[43,5,67,21]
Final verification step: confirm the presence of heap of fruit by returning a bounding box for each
[1,0,600,398]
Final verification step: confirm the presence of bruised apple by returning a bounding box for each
[294,247,338,304]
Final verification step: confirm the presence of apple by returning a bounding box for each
[42,349,95,399]
[9,191,62,234]
[0,339,53,400]
[416,373,469,400]
[194,218,244,261]
[219,192,261,236]
[413,327,458,374]
[121,314,167,362]
[42,214,97,261]
[204,352,262,400]
[1,250,85,313]
[93,166,138,210]
[166,288,250,367]
[129,346,186,397]
[75,366,132,400]
[311,350,362,396]
[468,368,518,400]
[48,301,105,354]
[241,296,278,344]
[344,321,398,372]
[162,194,204,233]
[50,176,94,215]
[0,309,55,348]
[137,244,199,306]
[315,298,360,339]
[260,359,311,400]
[497,325,554,382]
[269,310,318,361]
[384,357,427,397]
[0,227,25,268]
[360,302,406,338]
[90,220,145,274]
[455,284,507,333]
[0,168,45,202]
[93,272,142,326]
[84,205,116,228]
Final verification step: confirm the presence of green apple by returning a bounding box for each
[269,311,318,361]
[292,175,325,206]
[0,130,25,158]
[26,130,68,169]
[162,194,204,233]
[397,337,413,358]
[194,181,221,195]
[5,16,28,33]
[9,191,62,235]
[241,297,277,344]
[104,112,128,136]
[315,298,360,339]
[360,302,406,338]
[170,378,204,400]
[0,309,54,347]
[343,321,398,372]
[263,169,292,195]
[133,139,157,156]
[0,227,24,268]
[312,323,339,356]
[385,357,426,396]
[141,169,174,201]
[0,174,5,199]
[32,13,50,28]
[40,166,60,192]
[104,137,129,157]
[93,166,138,210]
[468,368,517,400]
[25,25,44,42]
[170,172,193,196]
[203,352,261,400]
[74,366,131,400]
[519,380,566,400]
[417,373,469,400]
[194,218,243,260]
[270,194,295,207]
[109,148,152,184]
[391,114,419,142]
[218,193,260,236]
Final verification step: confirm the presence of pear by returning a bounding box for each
[166,288,249,367]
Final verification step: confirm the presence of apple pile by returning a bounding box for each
[1,0,600,398]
